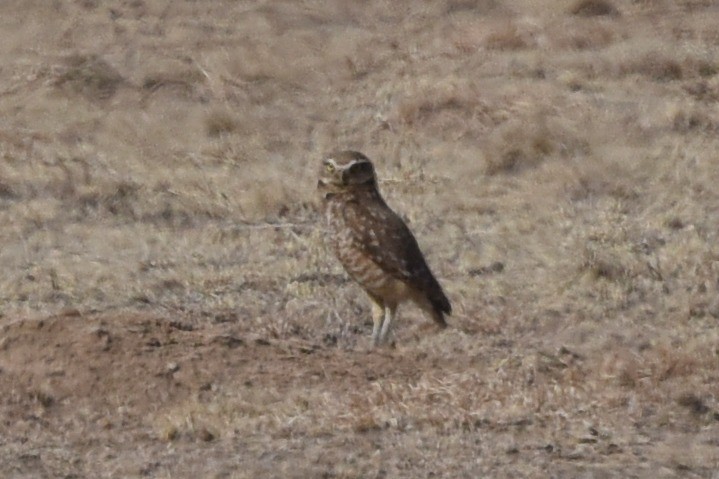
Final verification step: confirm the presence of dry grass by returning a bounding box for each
[483,21,536,51]
[569,0,620,17]
[52,54,126,101]
[1,0,719,477]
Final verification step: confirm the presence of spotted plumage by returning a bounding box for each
[318,150,451,346]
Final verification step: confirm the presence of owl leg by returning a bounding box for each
[370,300,384,346]
[378,303,397,344]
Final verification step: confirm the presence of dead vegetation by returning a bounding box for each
[52,54,126,101]
[483,21,535,50]
[569,0,620,17]
[1,0,719,477]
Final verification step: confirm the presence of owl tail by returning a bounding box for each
[428,289,451,328]
[431,308,449,328]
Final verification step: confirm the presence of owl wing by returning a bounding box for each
[343,196,451,315]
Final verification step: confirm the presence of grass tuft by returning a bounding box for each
[205,110,239,137]
[569,0,620,17]
[483,22,533,50]
[53,54,125,100]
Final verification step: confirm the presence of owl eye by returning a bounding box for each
[325,163,335,173]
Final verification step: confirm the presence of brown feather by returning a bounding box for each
[341,188,451,317]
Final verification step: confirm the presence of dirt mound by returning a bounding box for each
[2,310,717,478]
[0,311,460,477]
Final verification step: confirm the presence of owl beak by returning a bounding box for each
[317,179,325,189]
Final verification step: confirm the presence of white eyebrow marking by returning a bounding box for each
[343,159,373,171]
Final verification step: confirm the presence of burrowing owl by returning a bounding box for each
[318,150,451,346]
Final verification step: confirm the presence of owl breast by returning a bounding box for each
[324,197,410,303]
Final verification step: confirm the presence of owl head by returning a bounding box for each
[318,150,376,195]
